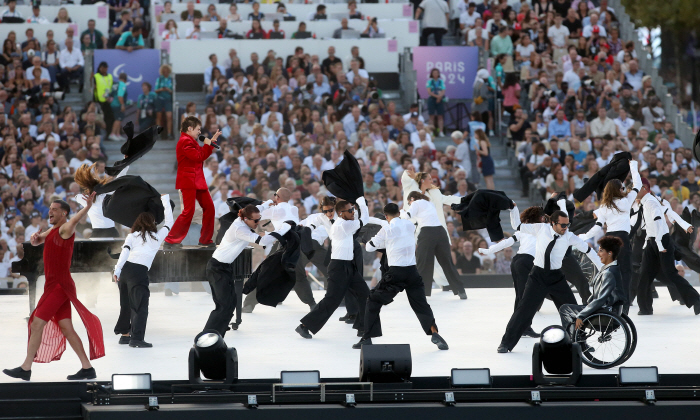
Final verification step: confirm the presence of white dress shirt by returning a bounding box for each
[114,195,173,277]
[580,160,642,239]
[365,218,416,267]
[329,197,369,261]
[401,171,461,241]
[301,212,333,245]
[74,166,129,230]
[640,194,669,251]
[59,47,85,69]
[213,218,290,264]
[509,204,537,257]
[405,199,442,228]
[259,200,299,230]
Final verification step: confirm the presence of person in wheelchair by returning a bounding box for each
[559,235,625,339]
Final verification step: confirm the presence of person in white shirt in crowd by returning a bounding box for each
[451,131,471,178]
[613,108,635,137]
[204,54,226,86]
[346,58,369,85]
[459,2,480,36]
[582,12,606,38]
[547,14,570,62]
[342,105,365,138]
[58,38,84,94]
[113,194,173,348]
[203,204,290,337]
[355,203,449,350]
[26,56,51,84]
[595,145,614,169]
[2,0,22,19]
[590,106,618,138]
[415,0,449,46]
[69,149,92,173]
[296,197,371,340]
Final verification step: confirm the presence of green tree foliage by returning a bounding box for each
[621,0,700,36]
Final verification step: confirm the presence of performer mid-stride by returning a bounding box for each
[354,203,449,350]
[3,195,105,381]
[164,116,221,248]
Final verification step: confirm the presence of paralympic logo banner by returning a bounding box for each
[412,47,480,100]
[94,49,160,103]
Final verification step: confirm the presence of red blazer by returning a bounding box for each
[175,132,214,190]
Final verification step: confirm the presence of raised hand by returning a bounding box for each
[83,191,97,209]
[30,229,43,246]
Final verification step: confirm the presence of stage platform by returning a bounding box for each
[1,278,699,384]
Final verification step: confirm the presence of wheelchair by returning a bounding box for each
[572,304,637,369]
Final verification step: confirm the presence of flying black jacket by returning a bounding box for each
[573,152,632,202]
[94,175,172,228]
[322,150,364,203]
[451,189,513,241]
[105,122,161,176]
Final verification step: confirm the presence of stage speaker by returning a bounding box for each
[359,344,412,383]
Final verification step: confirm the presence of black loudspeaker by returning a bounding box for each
[359,344,412,383]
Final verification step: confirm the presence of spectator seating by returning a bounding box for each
[0,5,108,36]
[0,23,73,46]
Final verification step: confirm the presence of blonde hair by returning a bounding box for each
[414,172,438,190]
[74,162,110,194]
[159,64,172,76]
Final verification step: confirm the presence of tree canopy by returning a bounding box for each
[621,0,700,36]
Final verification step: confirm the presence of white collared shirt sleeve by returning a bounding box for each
[568,233,602,269]
[366,226,387,252]
[664,200,691,232]
[114,234,134,278]
[480,236,515,255]
[157,194,174,241]
[510,204,520,230]
[518,222,545,236]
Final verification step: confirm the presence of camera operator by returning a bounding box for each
[562,86,579,121]
[578,76,598,120]
[361,79,385,116]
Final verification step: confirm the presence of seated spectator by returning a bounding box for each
[459,2,480,35]
[181,1,202,22]
[624,60,644,91]
[291,22,311,39]
[362,17,385,38]
[27,5,48,24]
[590,106,617,138]
[59,38,84,93]
[54,7,72,23]
[81,19,107,50]
[346,58,368,85]
[348,0,363,19]
[204,4,220,22]
[26,56,50,85]
[161,19,179,40]
[268,20,285,39]
[42,40,60,88]
[215,18,234,39]
[333,18,355,39]
[491,26,513,56]
[582,11,605,38]
[2,0,22,20]
[113,10,134,36]
[246,20,268,39]
[156,0,173,23]
[248,2,264,21]
[312,4,327,20]
[227,4,241,22]
[185,17,203,39]
[115,23,144,52]
[276,3,294,19]
[456,241,481,274]
[548,109,571,140]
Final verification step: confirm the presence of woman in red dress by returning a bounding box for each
[3,193,105,381]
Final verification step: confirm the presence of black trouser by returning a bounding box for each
[114,261,150,341]
[293,241,329,306]
[363,265,436,339]
[100,100,114,132]
[420,27,445,46]
[628,231,645,303]
[500,267,577,350]
[561,249,591,304]
[558,303,586,338]
[204,258,236,337]
[416,226,465,296]
[92,227,120,238]
[511,254,534,329]
[300,259,369,334]
[637,237,700,313]
[607,231,631,305]
[520,166,533,195]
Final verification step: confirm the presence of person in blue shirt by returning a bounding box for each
[109,73,128,141]
[115,24,144,52]
[137,82,157,130]
[547,109,571,139]
[568,138,588,163]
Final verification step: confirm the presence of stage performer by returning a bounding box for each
[559,236,624,338]
[204,205,290,337]
[74,163,129,238]
[636,179,700,315]
[578,160,641,307]
[493,209,602,353]
[164,116,220,248]
[403,191,467,300]
[296,197,370,340]
[113,194,173,348]
[296,196,337,305]
[402,168,465,297]
[3,195,105,381]
[354,203,449,350]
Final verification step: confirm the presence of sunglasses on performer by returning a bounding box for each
[554,223,570,228]
[342,207,355,214]
[323,208,335,214]
[250,218,262,223]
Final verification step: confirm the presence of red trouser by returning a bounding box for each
[165,188,215,245]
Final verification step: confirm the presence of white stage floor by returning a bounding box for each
[2,279,699,383]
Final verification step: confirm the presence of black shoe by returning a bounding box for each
[3,367,31,381]
[241,305,254,313]
[296,324,312,339]
[198,242,216,248]
[522,328,540,338]
[353,338,372,349]
[356,329,365,337]
[651,289,659,299]
[339,313,352,322]
[344,314,357,324]
[458,291,467,300]
[694,302,700,315]
[163,242,182,249]
[497,346,509,353]
[431,333,449,350]
[67,367,96,380]
[119,335,131,345]
[129,339,153,348]
[637,310,653,316]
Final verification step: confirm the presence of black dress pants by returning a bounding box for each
[300,260,369,334]
[420,27,445,46]
[510,254,534,328]
[416,226,465,296]
[628,231,645,303]
[293,241,329,306]
[363,265,436,339]
[114,261,150,341]
[500,267,577,351]
[561,249,591,304]
[637,237,699,313]
[204,258,236,337]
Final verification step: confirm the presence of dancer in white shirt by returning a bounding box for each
[204,204,290,337]
[354,203,448,350]
[74,162,129,238]
[113,194,173,348]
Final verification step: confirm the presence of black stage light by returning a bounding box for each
[188,330,238,384]
[359,344,412,383]
[532,325,582,385]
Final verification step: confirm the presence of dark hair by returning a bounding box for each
[550,210,568,223]
[181,116,202,133]
[320,196,336,207]
[383,203,400,217]
[97,61,108,72]
[335,199,351,214]
[601,179,625,212]
[598,235,623,260]
[407,191,429,202]
[520,206,544,224]
[238,204,260,220]
[131,211,158,242]
[52,199,70,214]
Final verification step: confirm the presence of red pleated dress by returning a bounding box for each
[29,228,105,363]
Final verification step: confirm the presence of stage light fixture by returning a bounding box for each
[189,330,238,384]
[359,344,412,383]
[280,370,320,389]
[246,395,258,409]
[532,325,582,385]
[443,392,456,407]
[146,396,159,411]
[618,367,659,386]
[450,368,491,387]
[529,390,542,405]
[111,373,152,393]
[344,394,356,407]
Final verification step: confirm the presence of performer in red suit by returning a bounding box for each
[164,116,221,248]
[3,194,105,381]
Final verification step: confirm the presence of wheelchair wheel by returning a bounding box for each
[619,313,637,364]
[573,312,631,369]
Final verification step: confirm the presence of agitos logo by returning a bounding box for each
[112,63,144,87]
